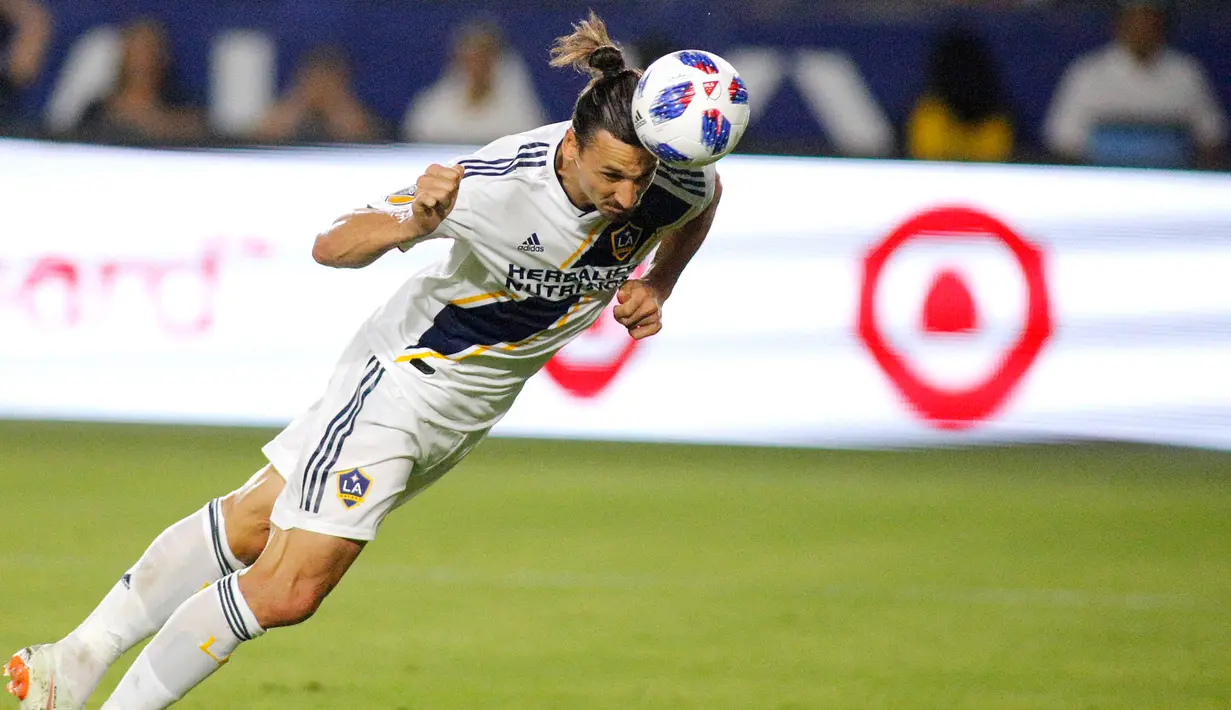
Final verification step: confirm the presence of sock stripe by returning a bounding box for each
[215,582,248,642]
[216,576,251,642]
[221,583,250,642]
[207,499,234,577]
[223,577,253,641]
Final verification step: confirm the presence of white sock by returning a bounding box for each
[101,573,265,710]
[56,498,247,702]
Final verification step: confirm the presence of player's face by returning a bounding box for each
[1117,5,1166,59]
[571,130,658,222]
[122,21,169,82]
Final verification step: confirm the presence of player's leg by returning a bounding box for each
[3,330,377,710]
[4,467,283,708]
[97,349,398,709]
[100,525,362,710]
[98,409,490,710]
[94,347,492,708]
[218,464,284,565]
[6,331,377,705]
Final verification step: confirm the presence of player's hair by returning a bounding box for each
[549,11,642,151]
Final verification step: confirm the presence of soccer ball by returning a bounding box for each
[631,50,750,167]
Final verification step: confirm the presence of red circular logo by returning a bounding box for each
[857,206,1052,429]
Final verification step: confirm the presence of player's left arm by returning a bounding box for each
[614,175,722,340]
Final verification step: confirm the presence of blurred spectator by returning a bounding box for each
[1044,0,1227,169]
[402,19,545,145]
[0,0,50,132]
[906,26,1014,162]
[78,18,206,143]
[255,44,383,144]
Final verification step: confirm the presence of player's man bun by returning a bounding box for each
[587,45,626,78]
[550,12,628,84]
[550,12,643,150]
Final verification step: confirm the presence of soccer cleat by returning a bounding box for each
[4,646,80,710]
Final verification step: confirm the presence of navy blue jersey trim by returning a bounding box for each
[413,296,580,358]
[658,172,707,199]
[461,160,547,179]
[456,142,549,168]
[665,173,706,187]
[661,164,705,179]
[457,151,548,168]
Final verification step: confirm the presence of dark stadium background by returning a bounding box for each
[2,1,1229,708]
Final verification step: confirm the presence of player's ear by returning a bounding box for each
[562,128,579,161]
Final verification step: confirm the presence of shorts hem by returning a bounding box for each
[261,442,296,481]
[269,507,377,543]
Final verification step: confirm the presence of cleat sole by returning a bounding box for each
[4,652,30,701]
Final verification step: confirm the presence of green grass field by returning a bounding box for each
[1,421,1229,709]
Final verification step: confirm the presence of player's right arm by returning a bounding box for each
[311,164,464,269]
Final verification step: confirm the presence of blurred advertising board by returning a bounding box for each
[2,139,1229,449]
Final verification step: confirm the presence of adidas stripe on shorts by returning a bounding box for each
[264,331,488,541]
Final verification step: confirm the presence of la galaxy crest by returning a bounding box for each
[610,223,645,262]
[337,468,372,509]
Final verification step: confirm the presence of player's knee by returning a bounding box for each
[221,465,284,565]
[251,578,330,628]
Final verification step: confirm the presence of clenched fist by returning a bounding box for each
[613,279,663,340]
[402,163,465,237]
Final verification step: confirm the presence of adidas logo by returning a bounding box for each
[518,233,545,253]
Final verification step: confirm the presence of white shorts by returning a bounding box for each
[264,334,489,541]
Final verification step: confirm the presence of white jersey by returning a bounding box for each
[361,121,716,430]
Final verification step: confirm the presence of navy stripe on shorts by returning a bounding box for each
[300,356,381,511]
[308,366,385,513]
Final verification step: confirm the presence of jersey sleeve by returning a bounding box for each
[654,161,719,228]
[365,134,539,251]
[1043,56,1099,158]
[365,167,477,252]
[1181,55,1228,148]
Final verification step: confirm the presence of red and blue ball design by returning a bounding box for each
[677,51,720,75]
[649,82,695,125]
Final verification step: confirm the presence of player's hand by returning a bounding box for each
[613,279,663,340]
[405,164,464,236]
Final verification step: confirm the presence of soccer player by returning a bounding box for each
[5,13,721,710]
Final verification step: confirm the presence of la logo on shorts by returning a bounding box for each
[336,468,372,509]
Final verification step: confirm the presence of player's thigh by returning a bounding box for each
[269,374,489,541]
[269,407,486,541]
[222,335,377,561]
